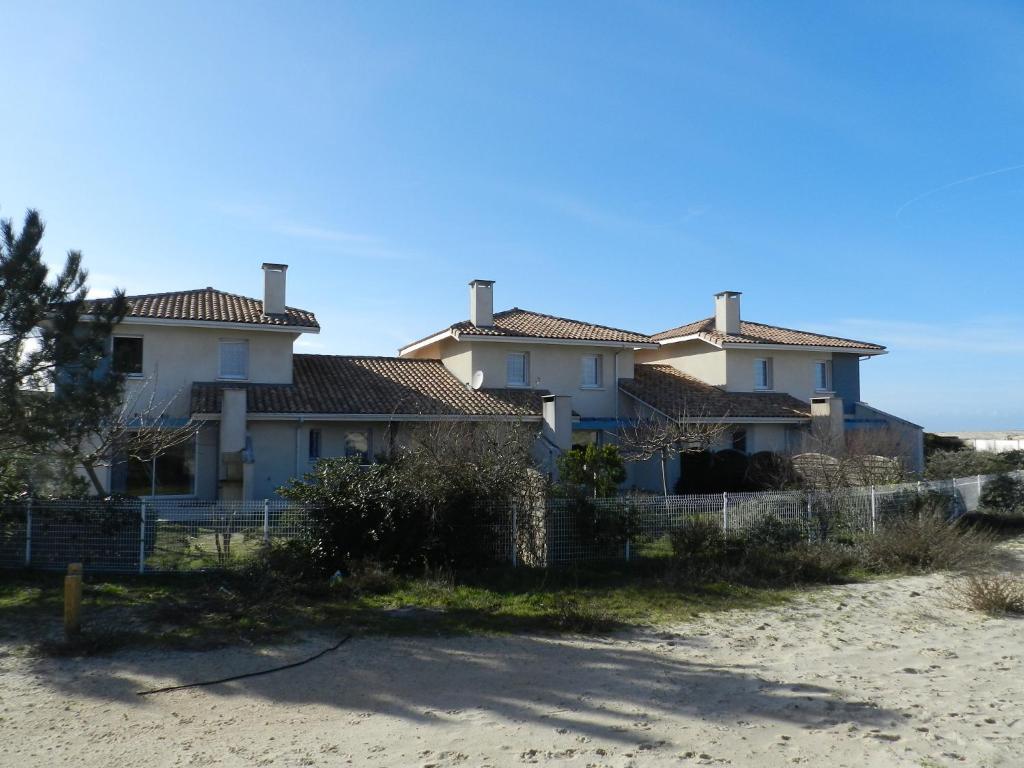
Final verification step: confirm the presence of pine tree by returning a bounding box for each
[0,209,126,492]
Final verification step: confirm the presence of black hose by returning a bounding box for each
[135,635,353,696]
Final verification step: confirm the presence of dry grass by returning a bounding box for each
[955,573,1024,616]
[860,513,998,574]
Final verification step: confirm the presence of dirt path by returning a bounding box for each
[1,554,1022,767]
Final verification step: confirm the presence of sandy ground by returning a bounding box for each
[1,553,1022,768]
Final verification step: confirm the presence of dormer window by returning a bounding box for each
[581,354,603,388]
[506,352,529,387]
[219,340,249,380]
[814,360,832,392]
[754,357,773,390]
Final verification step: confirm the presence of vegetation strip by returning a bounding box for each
[135,634,352,696]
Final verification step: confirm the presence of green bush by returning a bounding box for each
[925,449,1023,480]
[979,474,1024,515]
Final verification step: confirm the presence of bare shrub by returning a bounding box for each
[331,560,399,597]
[547,595,617,633]
[862,508,997,573]
[955,574,1024,615]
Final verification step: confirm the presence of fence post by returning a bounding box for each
[262,499,270,545]
[511,505,518,568]
[722,492,729,531]
[625,538,631,562]
[24,498,32,567]
[138,500,147,575]
[870,485,876,535]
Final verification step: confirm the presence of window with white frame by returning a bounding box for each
[814,360,831,392]
[581,354,603,388]
[218,340,249,380]
[308,428,322,460]
[754,357,773,390]
[506,352,529,387]
[343,429,370,463]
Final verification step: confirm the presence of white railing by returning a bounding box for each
[1,471,1019,572]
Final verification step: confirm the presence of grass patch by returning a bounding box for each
[0,562,788,656]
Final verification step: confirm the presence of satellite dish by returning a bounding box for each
[471,370,485,390]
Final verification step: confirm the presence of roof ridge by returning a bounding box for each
[494,306,652,338]
[295,353,441,363]
[653,316,883,349]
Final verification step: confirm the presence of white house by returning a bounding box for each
[85,267,923,500]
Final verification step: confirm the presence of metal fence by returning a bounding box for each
[1,471,1019,572]
[0,499,306,573]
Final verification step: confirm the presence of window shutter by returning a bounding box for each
[219,341,249,379]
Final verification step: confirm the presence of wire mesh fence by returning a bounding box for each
[1,471,1019,572]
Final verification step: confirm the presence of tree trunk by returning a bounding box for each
[82,461,107,496]
[660,449,668,497]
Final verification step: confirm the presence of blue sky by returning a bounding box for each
[2,1,1023,431]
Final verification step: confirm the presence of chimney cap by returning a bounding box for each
[468,278,495,287]
[714,290,742,298]
[262,262,289,271]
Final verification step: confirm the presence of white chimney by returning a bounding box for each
[714,291,741,335]
[469,279,494,327]
[262,263,288,316]
[542,395,572,452]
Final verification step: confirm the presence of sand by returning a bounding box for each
[1,547,1022,767]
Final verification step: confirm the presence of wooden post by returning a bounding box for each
[64,563,83,637]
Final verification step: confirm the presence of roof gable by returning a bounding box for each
[90,287,319,330]
[652,317,884,351]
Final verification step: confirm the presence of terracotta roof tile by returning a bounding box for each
[191,355,544,418]
[90,287,319,329]
[405,308,652,350]
[651,318,884,350]
[620,364,811,420]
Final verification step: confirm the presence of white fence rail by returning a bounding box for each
[1,471,1019,572]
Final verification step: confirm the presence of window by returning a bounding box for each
[754,357,773,390]
[219,340,249,380]
[308,429,322,460]
[344,429,370,463]
[111,437,196,497]
[112,336,144,376]
[572,430,600,450]
[581,354,603,388]
[506,352,529,387]
[814,360,831,392]
[732,429,748,453]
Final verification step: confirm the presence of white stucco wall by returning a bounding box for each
[115,323,298,418]
[725,348,832,400]
[635,340,727,386]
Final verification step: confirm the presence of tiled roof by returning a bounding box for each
[620,364,811,420]
[651,318,884,351]
[405,308,653,350]
[191,354,544,418]
[89,287,319,329]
